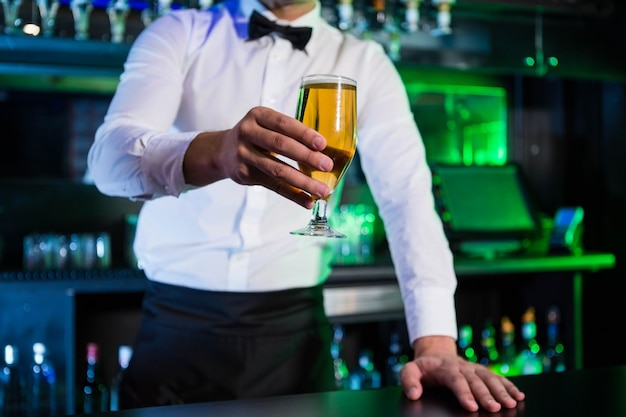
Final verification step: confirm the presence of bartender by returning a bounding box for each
[87,0,525,412]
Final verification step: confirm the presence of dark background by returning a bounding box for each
[0,0,625,382]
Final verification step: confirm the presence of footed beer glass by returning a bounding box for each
[291,74,357,238]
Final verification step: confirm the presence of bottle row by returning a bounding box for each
[1,0,457,59]
[331,324,409,391]
[0,341,132,416]
[1,307,560,415]
[0,342,58,417]
[80,342,133,413]
[459,305,567,377]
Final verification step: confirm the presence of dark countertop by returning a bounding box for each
[79,365,626,417]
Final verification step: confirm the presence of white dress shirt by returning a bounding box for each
[87,0,458,344]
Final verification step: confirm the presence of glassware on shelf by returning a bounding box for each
[141,0,158,27]
[1,0,22,35]
[402,0,420,32]
[157,0,172,16]
[36,0,59,37]
[197,0,212,10]
[107,0,130,43]
[430,0,455,36]
[70,0,93,40]
[141,0,170,28]
[336,0,354,31]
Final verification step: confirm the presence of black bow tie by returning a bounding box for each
[247,10,312,51]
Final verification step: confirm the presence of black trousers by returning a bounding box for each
[119,280,336,409]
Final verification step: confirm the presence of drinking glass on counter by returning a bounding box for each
[290,74,358,238]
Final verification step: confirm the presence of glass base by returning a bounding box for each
[290,221,346,238]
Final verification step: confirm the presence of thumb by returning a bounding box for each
[400,361,424,400]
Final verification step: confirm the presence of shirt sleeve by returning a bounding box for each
[355,44,459,345]
[87,12,200,200]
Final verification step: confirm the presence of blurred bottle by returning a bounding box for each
[81,343,108,413]
[516,307,543,375]
[542,306,566,373]
[26,342,57,417]
[1,345,25,417]
[457,324,478,363]
[348,349,381,390]
[498,316,519,376]
[385,331,408,386]
[109,345,133,411]
[330,324,350,390]
[478,319,499,370]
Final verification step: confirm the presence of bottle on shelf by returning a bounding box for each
[81,342,108,414]
[26,342,57,417]
[348,349,381,390]
[1,345,25,417]
[478,319,499,371]
[330,324,350,390]
[457,324,478,363]
[109,345,133,411]
[516,307,543,375]
[385,331,408,386]
[498,316,519,376]
[543,306,566,373]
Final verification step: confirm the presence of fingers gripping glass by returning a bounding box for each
[291,74,358,238]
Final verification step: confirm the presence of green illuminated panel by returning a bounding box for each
[401,74,508,166]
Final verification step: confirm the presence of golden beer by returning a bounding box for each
[296,76,357,196]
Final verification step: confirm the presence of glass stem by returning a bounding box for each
[311,198,329,225]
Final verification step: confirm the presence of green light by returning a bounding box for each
[400,73,508,167]
[548,57,559,67]
[465,348,475,359]
[555,344,564,354]
[524,57,536,67]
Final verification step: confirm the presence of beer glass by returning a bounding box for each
[291,74,357,238]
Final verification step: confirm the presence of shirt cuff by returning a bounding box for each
[403,285,458,346]
[141,131,199,197]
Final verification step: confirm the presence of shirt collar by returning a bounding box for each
[234,0,322,41]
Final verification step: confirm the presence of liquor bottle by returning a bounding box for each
[348,349,381,390]
[81,342,108,413]
[109,345,133,411]
[330,325,350,390]
[478,319,499,370]
[1,345,25,417]
[516,307,543,375]
[26,342,57,417]
[543,306,566,373]
[385,331,408,386]
[498,316,519,376]
[457,324,478,363]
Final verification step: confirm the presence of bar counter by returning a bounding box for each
[81,365,626,417]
